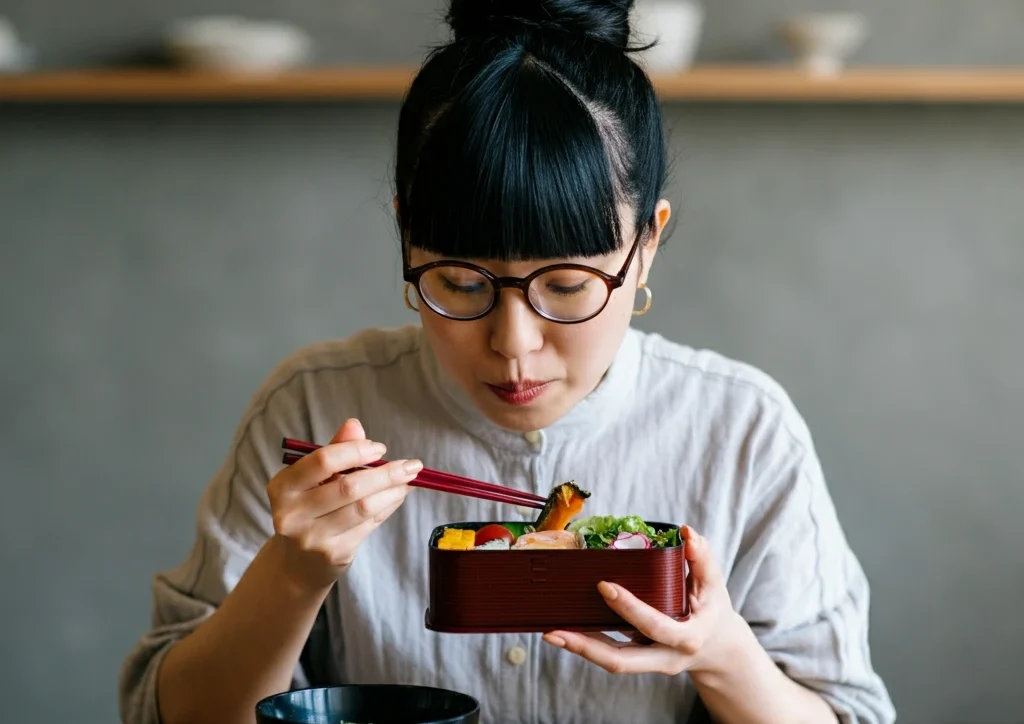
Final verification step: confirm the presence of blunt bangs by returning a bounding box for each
[402,50,625,263]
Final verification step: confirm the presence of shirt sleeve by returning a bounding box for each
[729,406,897,724]
[117,367,316,724]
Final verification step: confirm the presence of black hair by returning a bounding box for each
[395,0,668,263]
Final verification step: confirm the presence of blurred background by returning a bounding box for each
[1,1,1021,723]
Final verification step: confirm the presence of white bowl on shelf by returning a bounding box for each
[165,16,312,74]
[631,0,705,73]
[0,16,29,72]
[778,13,867,76]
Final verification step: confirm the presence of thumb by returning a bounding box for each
[330,418,366,445]
[681,526,723,592]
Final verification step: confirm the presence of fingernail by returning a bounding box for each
[543,634,565,648]
[404,459,423,475]
[597,581,618,600]
[372,442,387,455]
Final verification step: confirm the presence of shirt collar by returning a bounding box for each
[418,326,642,454]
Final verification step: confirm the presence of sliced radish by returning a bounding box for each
[610,532,651,550]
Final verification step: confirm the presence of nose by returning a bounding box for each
[488,289,544,361]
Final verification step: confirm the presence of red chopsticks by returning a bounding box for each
[280,437,547,510]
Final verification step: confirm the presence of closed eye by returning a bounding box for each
[546,281,590,297]
[442,276,487,294]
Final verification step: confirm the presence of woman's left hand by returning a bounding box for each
[542,526,742,676]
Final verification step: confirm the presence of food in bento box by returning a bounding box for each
[568,515,682,550]
[512,529,579,550]
[533,481,591,531]
[431,481,683,552]
[474,524,515,547]
[436,528,476,550]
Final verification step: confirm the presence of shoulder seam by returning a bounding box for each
[186,345,420,597]
[641,345,812,461]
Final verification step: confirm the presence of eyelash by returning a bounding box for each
[442,278,485,294]
[547,282,588,297]
[440,277,590,297]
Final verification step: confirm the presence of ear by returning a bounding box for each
[639,199,671,285]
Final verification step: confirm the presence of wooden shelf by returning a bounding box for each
[3,65,1024,104]
[653,66,1024,103]
[0,66,419,102]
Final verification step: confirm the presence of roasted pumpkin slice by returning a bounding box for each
[535,481,591,531]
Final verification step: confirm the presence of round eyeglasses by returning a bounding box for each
[403,236,641,324]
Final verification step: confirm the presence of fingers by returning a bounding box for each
[284,483,411,572]
[312,480,412,538]
[594,582,686,651]
[284,439,388,493]
[680,526,725,594]
[630,631,655,646]
[315,420,368,488]
[268,418,418,581]
[303,459,422,519]
[581,632,635,649]
[542,631,683,676]
[331,418,366,445]
[331,490,409,544]
[273,457,419,539]
[306,490,410,571]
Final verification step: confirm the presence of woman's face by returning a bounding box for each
[408,201,671,433]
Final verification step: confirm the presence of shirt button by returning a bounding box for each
[524,430,542,444]
[507,646,527,666]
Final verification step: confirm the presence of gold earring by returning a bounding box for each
[633,283,652,316]
[403,282,420,312]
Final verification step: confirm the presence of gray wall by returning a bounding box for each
[1,2,1022,723]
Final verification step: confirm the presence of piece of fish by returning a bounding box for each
[511,529,579,550]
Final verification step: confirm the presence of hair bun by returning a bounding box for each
[447,0,634,49]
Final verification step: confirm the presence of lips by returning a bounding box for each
[485,379,551,406]
[491,380,548,392]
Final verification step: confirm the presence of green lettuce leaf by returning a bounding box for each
[568,515,680,549]
[650,526,681,549]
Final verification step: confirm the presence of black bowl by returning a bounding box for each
[255,685,480,724]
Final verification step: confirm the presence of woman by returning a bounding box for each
[119,1,895,723]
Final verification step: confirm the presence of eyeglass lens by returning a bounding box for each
[417,265,611,322]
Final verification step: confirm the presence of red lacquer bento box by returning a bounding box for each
[424,520,690,634]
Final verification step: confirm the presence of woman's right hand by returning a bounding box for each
[266,418,421,592]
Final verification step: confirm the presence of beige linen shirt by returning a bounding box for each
[119,324,895,724]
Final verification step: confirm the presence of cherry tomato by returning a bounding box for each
[475,524,515,547]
